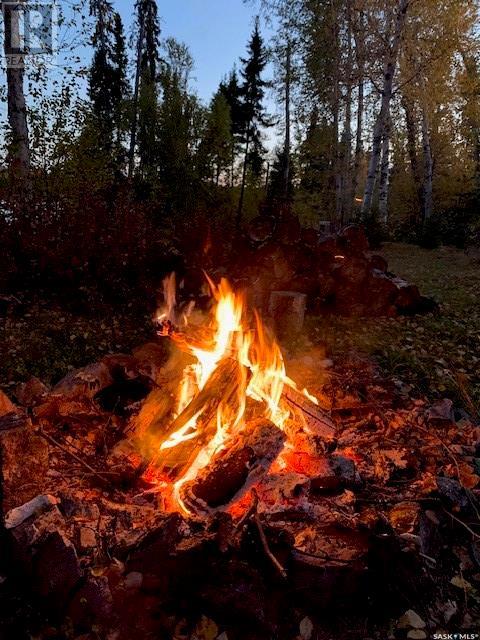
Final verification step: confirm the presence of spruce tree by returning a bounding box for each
[219,69,243,185]
[111,12,128,170]
[89,0,115,146]
[129,0,161,179]
[89,1,129,169]
[237,18,270,227]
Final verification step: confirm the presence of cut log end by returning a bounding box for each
[179,418,285,515]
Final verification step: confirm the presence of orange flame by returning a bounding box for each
[153,274,319,514]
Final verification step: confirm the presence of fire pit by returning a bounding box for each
[0,273,479,639]
[137,274,335,518]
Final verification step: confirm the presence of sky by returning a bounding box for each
[114,0,272,105]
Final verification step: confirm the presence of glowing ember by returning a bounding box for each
[148,274,320,514]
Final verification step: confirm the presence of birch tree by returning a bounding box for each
[361,0,410,217]
[2,1,30,175]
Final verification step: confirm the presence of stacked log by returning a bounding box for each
[235,217,437,318]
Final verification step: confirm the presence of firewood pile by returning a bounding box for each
[1,335,479,638]
[231,217,437,319]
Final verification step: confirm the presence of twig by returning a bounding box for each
[442,507,480,541]
[37,427,116,487]
[251,489,288,580]
[235,492,259,532]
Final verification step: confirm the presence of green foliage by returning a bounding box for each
[363,211,389,249]
[239,18,271,178]
[267,147,295,205]
[394,199,480,249]
[198,91,234,184]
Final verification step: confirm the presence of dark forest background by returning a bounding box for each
[1,0,480,304]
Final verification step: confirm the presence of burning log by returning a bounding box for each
[282,385,336,443]
[156,322,336,444]
[152,358,248,480]
[179,418,286,515]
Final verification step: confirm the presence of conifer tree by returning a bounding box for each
[237,18,270,227]
[89,0,116,146]
[89,1,129,171]
[219,68,244,185]
[129,0,161,179]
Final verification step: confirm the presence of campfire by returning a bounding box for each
[1,254,479,639]
[139,273,335,517]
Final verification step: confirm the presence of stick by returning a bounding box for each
[251,489,288,580]
[442,507,480,541]
[37,427,117,487]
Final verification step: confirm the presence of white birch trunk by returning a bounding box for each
[378,117,391,225]
[341,0,354,224]
[2,1,30,175]
[361,0,410,217]
[352,10,365,216]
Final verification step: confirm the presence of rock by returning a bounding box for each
[407,631,427,639]
[331,455,362,489]
[0,412,49,514]
[334,255,369,287]
[427,399,454,425]
[0,390,16,416]
[15,377,50,408]
[77,527,97,552]
[436,477,469,510]
[5,494,58,529]
[299,616,314,640]
[34,531,82,609]
[124,571,143,590]
[397,609,426,630]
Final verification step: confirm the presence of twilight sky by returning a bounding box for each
[114,0,271,104]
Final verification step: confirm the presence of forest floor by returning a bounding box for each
[306,242,480,416]
[1,242,479,416]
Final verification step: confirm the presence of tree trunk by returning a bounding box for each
[378,115,391,226]
[333,18,342,224]
[402,96,424,218]
[2,1,30,175]
[283,40,292,201]
[128,15,145,179]
[352,10,365,217]
[421,107,433,225]
[341,0,354,224]
[362,0,410,217]
[236,133,250,230]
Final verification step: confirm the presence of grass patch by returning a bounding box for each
[307,243,480,413]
